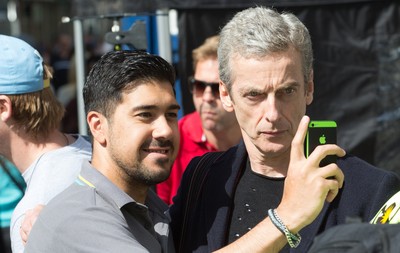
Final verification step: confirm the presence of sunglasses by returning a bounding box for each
[188,77,220,96]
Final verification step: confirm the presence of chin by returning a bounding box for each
[129,161,172,186]
[148,172,170,185]
[155,165,172,181]
[260,143,288,154]
[203,122,218,131]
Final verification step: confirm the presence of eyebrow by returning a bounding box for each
[132,104,181,112]
[237,81,301,95]
[278,81,301,89]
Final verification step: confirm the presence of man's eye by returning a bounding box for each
[284,87,295,94]
[167,112,178,119]
[277,87,296,97]
[138,112,152,118]
[248,91,260,97]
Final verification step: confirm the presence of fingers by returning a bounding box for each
[317,162,345,201]
[323,162,344,183]
[20,216,31,245]
[315,144,346,158]
[20,204,44,245]
[292,115,346,168]
[325,177,342,202]
[326,186,339,203]
[307,144,346,168]
[20,226,28,246]
[291,115,310,160]
[281,115,347,231]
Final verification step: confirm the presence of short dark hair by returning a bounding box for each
[83,50,176,118]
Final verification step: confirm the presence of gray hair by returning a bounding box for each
[218,6,313,90]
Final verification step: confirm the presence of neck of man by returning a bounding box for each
[244,140,291,178]
[203,125,242,151]
[11,130,69,174]
[91,154,149,205]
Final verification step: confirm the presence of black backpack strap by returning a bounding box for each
[178,151,223,253]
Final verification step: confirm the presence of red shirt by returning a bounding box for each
[156,111,217,205]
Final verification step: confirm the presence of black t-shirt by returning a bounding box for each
[228,159,290,252]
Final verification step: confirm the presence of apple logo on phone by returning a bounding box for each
[319,134,326,145]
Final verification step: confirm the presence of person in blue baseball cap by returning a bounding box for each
[0,35,50,95]
[0,34,92,253]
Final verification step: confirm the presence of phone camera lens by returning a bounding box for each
[311,123,315,127]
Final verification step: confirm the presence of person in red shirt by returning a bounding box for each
[156,35,242,205]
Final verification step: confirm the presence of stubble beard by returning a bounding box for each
[115,157,172,186]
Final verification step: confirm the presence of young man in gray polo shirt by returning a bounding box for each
[24,50,180,252]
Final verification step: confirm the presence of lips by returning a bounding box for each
[200,105,217,115]
[143,148,169,154]
[141,139,174,156]
[261,130,286,137]
[201,110,218,120]
[202,110,216,115]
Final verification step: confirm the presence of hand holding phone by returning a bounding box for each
[305,120,337,167]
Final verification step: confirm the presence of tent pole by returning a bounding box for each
[156,8,172,63]
[73,19,88,136]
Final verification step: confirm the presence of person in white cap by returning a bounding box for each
[0,34,92,253]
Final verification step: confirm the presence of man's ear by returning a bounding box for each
[87,111,107,146]
[219,81,234,112]
[0,95,12,122]
[306,70,314,105]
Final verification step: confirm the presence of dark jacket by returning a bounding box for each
[169,141,400,253]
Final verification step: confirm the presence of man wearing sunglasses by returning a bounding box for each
[156,35,242,205]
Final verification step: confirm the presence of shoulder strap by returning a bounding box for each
[178,151,223,253]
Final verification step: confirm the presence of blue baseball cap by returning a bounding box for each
[0,34,45,94]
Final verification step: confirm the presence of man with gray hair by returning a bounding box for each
[169,6,400,253]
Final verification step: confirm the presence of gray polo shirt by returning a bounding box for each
[25,161,175,253]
